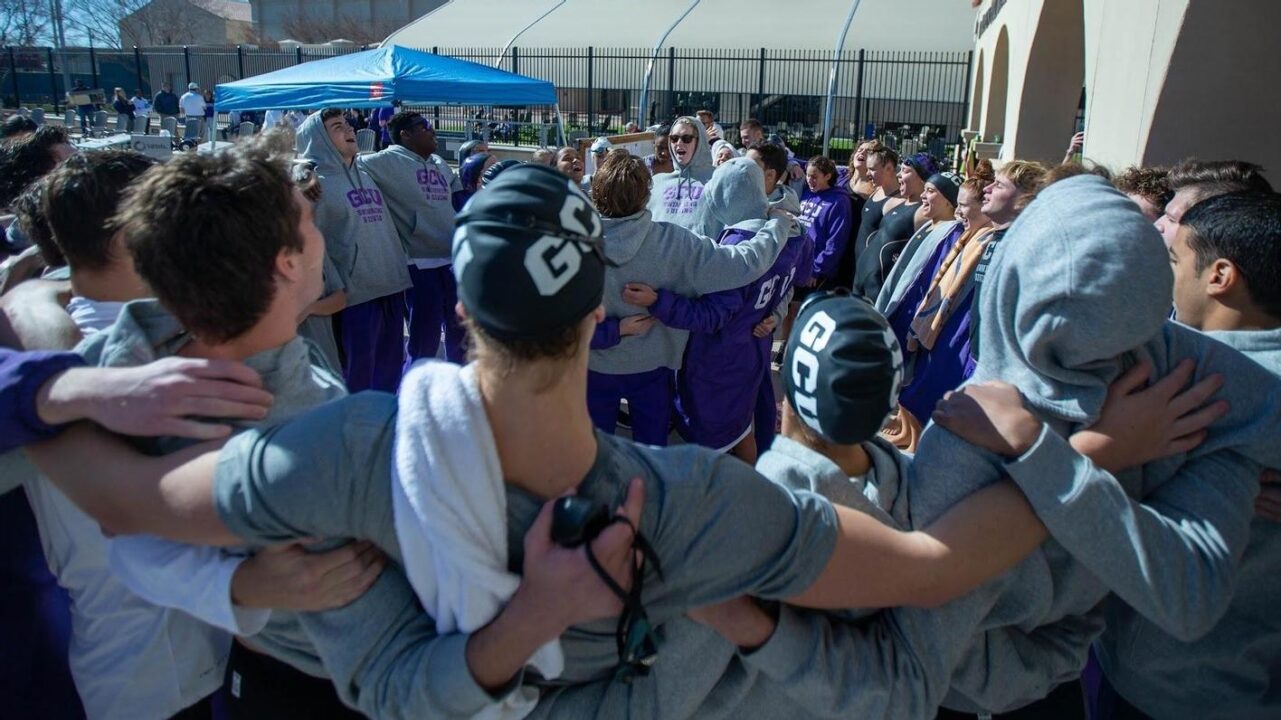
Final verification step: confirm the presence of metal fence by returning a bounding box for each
[2,44,971,162]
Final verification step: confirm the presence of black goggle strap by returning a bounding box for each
[582,515,664,682]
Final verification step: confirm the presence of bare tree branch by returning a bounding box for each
[276,13,398,45]
[65,0,227,46]
[0,0,53,46]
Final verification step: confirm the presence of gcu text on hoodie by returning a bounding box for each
[647,116,716,231]
[297,112,411,306]
[358,145,460,262]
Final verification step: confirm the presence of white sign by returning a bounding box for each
[130,134,174,160]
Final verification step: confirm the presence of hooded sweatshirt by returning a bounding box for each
[647,116,716,230]
[647,160,807,450]
[1099,326,1281,720]
[721,176,1281,719]
[358,144,460,262]
[796,185,854,282]
[76,299,349,681]
[296,111,411,306]
[589,205,795,376]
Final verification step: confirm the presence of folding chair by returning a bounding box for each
[161,116,178,137]
[356,128,376,154]
[239,121,256,138]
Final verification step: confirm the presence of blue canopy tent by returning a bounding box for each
[214,44,562,142]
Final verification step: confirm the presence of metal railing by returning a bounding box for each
[2,43,972,162]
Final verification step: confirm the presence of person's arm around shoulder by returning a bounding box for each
[681,211,797,295]
[935,376,1255,640]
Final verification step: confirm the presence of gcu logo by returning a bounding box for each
[416,168,449,191]
[790,311,836,429]
[346,188,384,208]
[524,187,599,296]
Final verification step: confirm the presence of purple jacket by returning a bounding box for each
[651,226,807,449]
[0,349,85,452]
[797,187,853,282]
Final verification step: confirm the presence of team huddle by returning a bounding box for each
[0,105,1279,720]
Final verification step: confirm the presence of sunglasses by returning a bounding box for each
[668,134,697,144]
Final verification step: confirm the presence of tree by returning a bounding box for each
[65,0,215,46]
[276,13,398,45]
[0,0,53,46]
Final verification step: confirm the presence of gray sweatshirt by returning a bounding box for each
[77,299,349,679]
[1097,326,1281,720]
[296,111,411,306]
[589,205,794,375]
[211,397,840,719]
[358,145,460,261]
[646,115,715,231]
[688,156,767,239]
[874,219,960,316]
[701,176,1281,719]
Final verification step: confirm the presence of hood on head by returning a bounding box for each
[971,174,1173,423]
[296,111,350,174]
[670,115,714,175]
[693,156,768,238]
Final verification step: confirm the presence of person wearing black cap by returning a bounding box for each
[876,171,962,309]
[760,292,910,516]
[29,164,1053,720]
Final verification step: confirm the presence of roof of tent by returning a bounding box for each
[214,44,557,111]
[382,0,975,52]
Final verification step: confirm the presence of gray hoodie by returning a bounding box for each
[358,145,459,261]
[1100,327,1281,720]
[689,156,768,239]
[296,111,411,306]
[78,299,349,680]
[646,116,715,230]
[718,176,1281,719]
[874,219,960,316]
[591,164,795,376]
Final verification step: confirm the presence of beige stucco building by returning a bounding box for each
[969,0,1280,178]
[120,0,255,46]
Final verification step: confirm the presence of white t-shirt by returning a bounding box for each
[131,96,151,113]
[179,91,206,118]
[19,300,229,719]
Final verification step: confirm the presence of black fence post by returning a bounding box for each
[295,47,303,65]
[666,46,675,121]
[431,46,440,129]
[853,48,865,141]
[89,45,98,90]
[183,46,191,86]
[133,46,144,93]
[755,47,766,118]
[961,49,974,136]
[47,46,59,113]
[511,45,519,75]
[586,46,594,134]
[237,45,245,79]
[7,47,20,108]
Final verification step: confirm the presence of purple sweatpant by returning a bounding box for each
[339,294,405,393]
[587,368,673,446]
[0,489,83,720]
[404,265,466,369]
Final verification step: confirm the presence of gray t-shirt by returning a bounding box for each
[212,391,839,718]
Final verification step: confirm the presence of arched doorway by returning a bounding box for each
[984,26,1009,143]
[970,50,985,131]
[1013,0,1086,162]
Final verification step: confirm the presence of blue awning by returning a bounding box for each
[215,44,557,111]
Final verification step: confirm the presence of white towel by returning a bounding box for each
[391,360,563,719]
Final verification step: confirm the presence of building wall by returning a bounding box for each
[971,0,1281,177]
[252,0,447,41]
[121,0,252,46]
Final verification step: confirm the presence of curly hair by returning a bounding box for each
[590,151,651,218]
[1112,166,1172,210]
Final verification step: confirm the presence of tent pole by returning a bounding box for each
[822,0,863,157]
[554,103,566,147]
[637,0,700,128]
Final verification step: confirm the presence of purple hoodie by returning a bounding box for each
[651,225,807,450]
[797,186,853,282]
